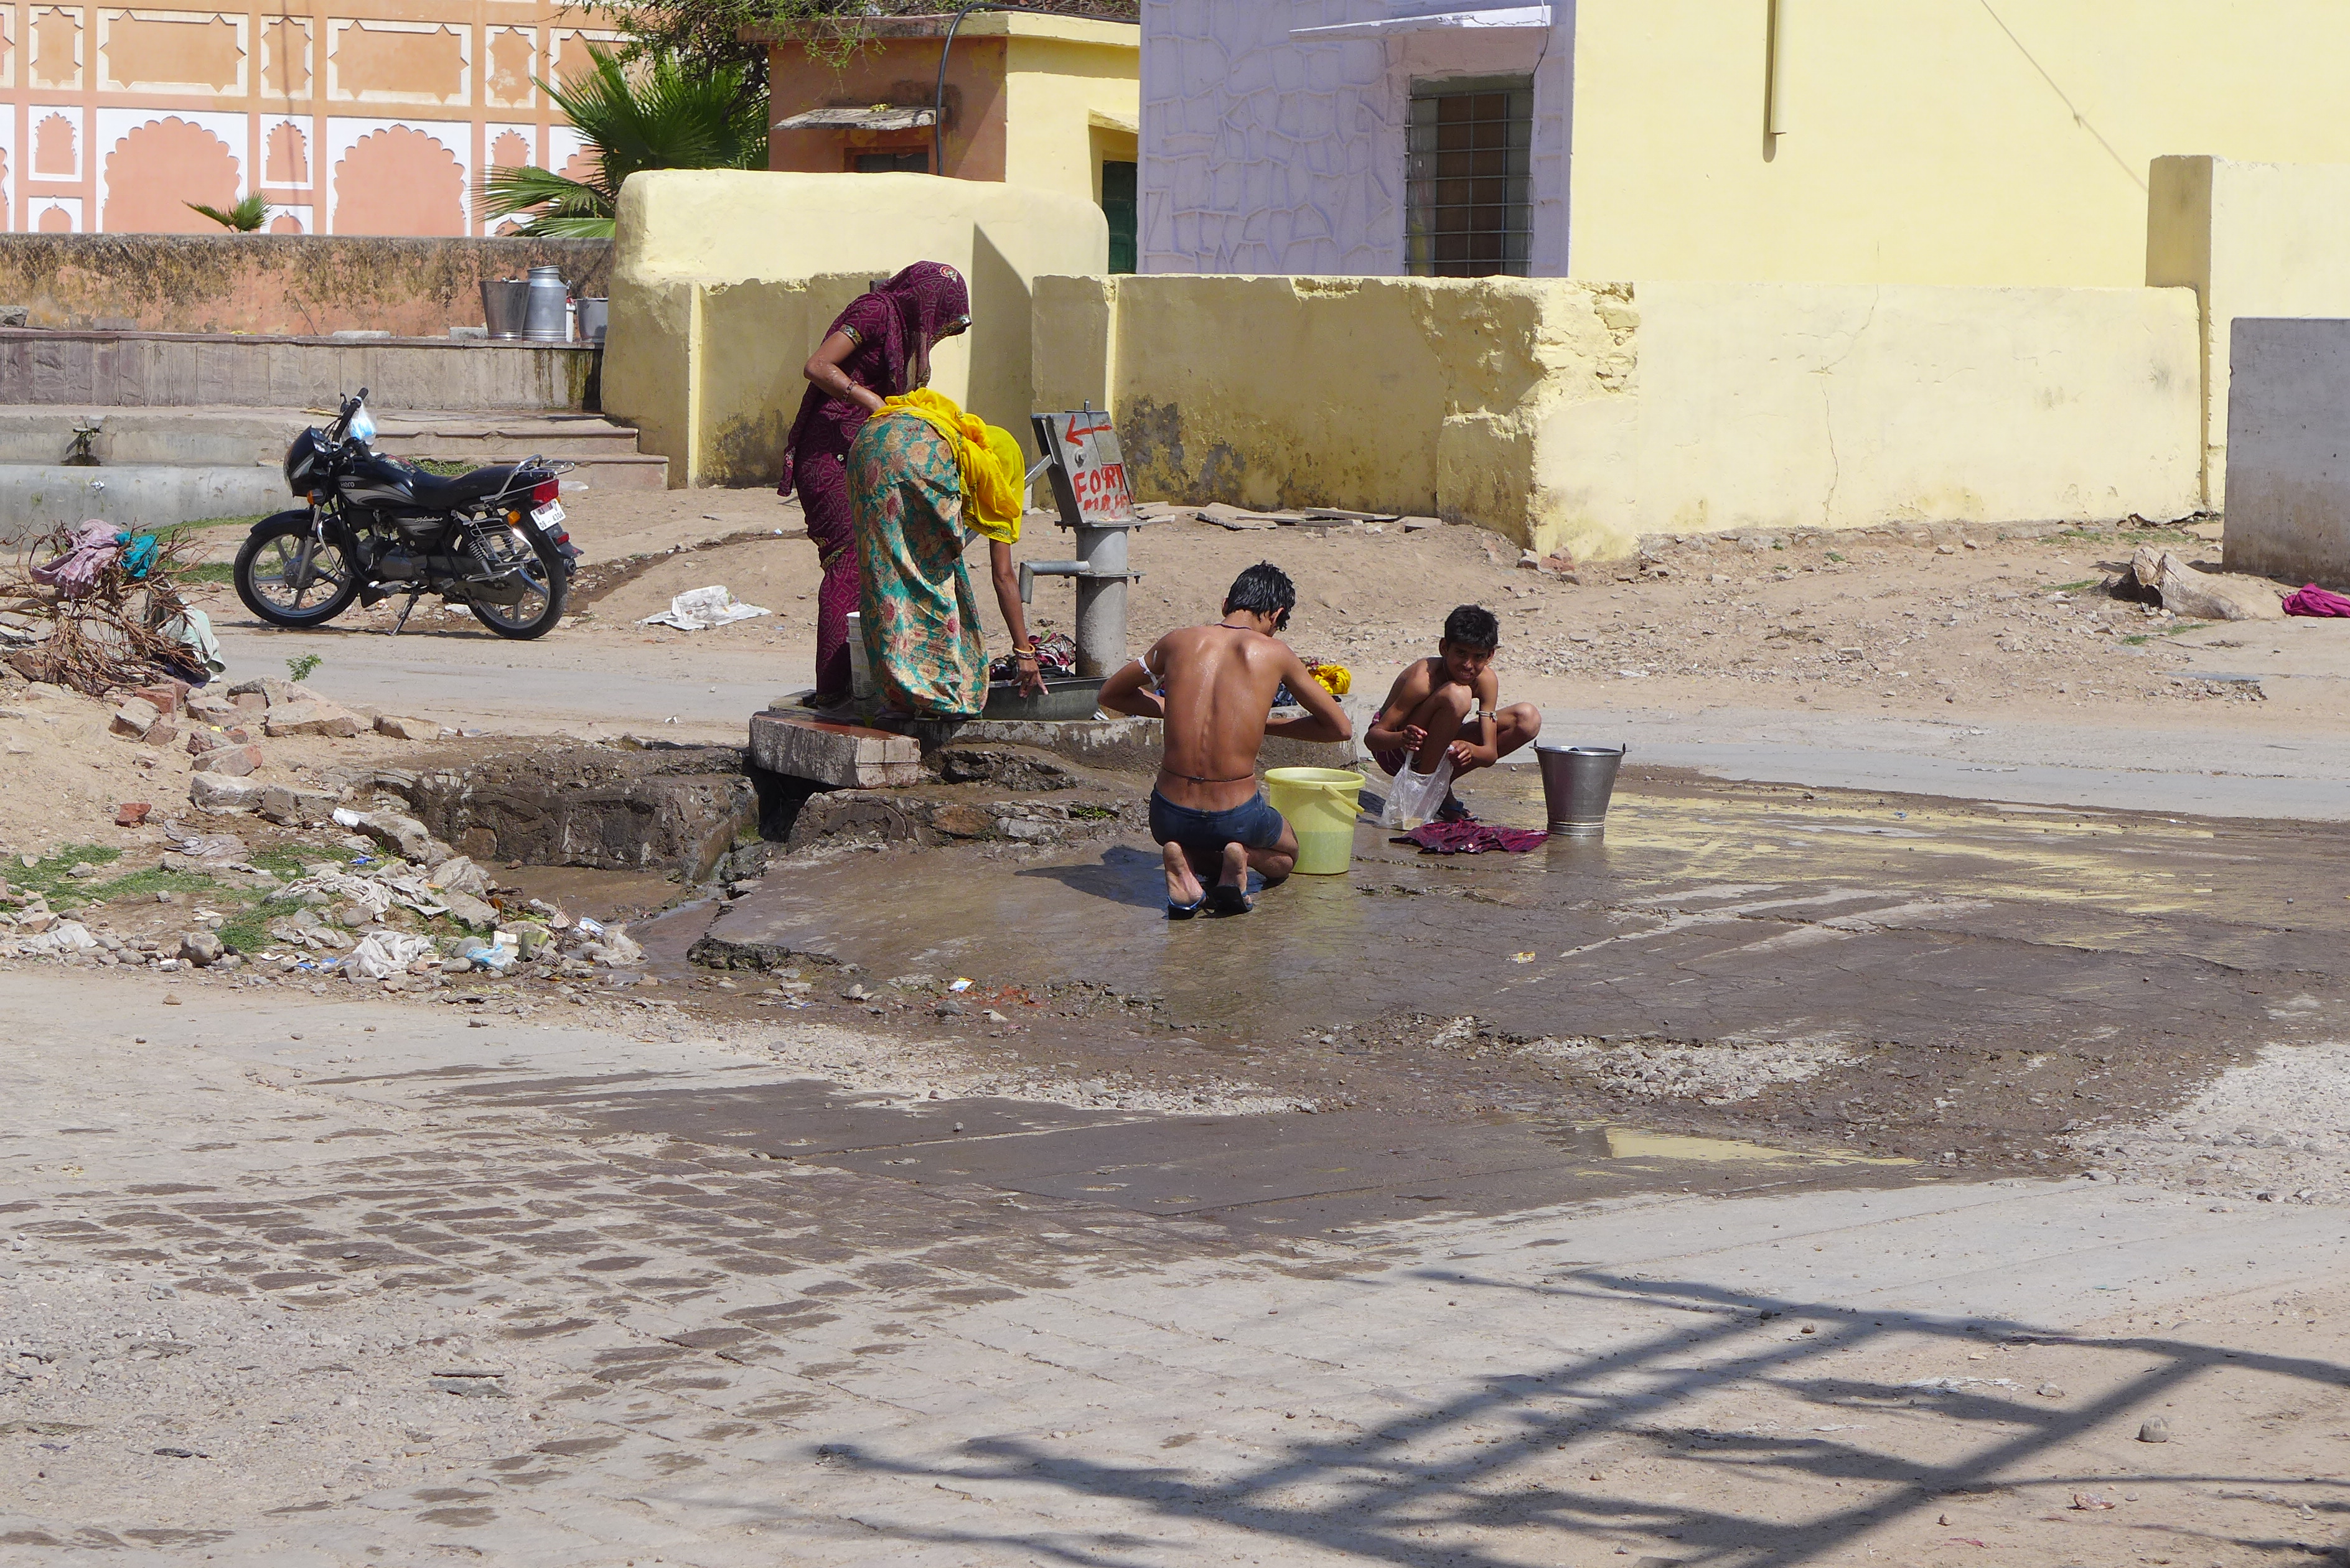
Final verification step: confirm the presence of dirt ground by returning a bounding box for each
[179,486,2296,729]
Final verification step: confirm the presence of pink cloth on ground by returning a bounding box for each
[1396,822,1549,855]
[2283,583,2350,617]
[29,520,120,597]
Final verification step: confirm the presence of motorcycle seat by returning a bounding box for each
[406,463,522,509]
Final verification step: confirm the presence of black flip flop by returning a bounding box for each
[1207,882,1252,916]
[1166,894,1205,920]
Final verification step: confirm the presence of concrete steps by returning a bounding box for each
[372,412,668,491]
[0,404,667,496]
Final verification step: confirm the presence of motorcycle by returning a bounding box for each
[233,388,581,640]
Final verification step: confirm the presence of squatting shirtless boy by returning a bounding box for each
[1362,604,1542,821]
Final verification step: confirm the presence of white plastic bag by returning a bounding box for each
[345,932,436,980]
[639,586,770,631]
[588,925,644,967]
[1383,752,1456,830]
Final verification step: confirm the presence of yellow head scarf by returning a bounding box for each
[879,389,1026,544]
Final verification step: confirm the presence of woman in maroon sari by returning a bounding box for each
[777,261,973,706]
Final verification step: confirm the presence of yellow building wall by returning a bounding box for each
[1003,28,1142,205]
[1567,0,2350,289]
[1037,275,2202,560]
[604,170,1108,487]
[2146,155,2350,508]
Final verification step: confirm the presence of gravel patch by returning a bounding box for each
[1517,1034,1856,1105]
[2072,1035,2350,1206]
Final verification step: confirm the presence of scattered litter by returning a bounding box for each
[947,978,973,992]
[640,586,772,631]
[1197,502,1277,531]
[1903,1376,2023,1391]
[2070,1493,2116,1510]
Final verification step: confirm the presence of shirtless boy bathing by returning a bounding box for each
[1099,564,1352,918]
[1363,604,1542,820]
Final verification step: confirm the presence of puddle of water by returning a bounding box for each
[1600,1127,1912,1167]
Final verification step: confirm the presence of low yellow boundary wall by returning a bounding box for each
[1034,275,2202,559]
[606,170,1107,488]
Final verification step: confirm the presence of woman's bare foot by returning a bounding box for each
[1163,841,1205,917]
[1207,841,1253,914]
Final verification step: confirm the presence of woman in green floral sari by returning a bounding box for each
[847,404,1044,719]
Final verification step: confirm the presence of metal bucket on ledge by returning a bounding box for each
[480,278,527,340]
[1537,742,1626,838]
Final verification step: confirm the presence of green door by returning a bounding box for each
[1102,160,1137,274]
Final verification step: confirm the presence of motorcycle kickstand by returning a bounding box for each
[387,589,425,637]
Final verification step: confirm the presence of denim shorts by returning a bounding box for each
[1149,789,1288,857]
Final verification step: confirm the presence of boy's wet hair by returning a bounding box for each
[1224,562,1296,628]
[1442,604,1500,650]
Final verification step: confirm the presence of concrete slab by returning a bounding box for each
[2224,315,2350,586]
[749,709,924,788]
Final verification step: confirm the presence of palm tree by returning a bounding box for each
[477,47,767,239]
[187,194,269,231]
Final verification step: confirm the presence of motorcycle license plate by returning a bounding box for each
[531,501,566,530]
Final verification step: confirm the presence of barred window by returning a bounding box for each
[1406,76,1533,278]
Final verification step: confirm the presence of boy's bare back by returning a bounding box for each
[1148,624,1317,810]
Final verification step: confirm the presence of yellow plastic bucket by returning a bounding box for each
[1264,766,1367,875]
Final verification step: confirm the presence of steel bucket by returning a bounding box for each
[576,296,609,344]
[1536,742,1626,838]
[522,265,569,342]
[480,278,528,340]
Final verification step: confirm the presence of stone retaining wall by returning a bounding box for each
[0,235,611,338]
[0,329,599,413]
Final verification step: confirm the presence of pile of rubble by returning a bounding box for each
[0,877,91,958]
[0,805,648,990]
[246,808,647,989]
[114,676,445,815]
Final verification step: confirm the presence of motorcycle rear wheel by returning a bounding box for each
[467,529,568,641]
[234,511,360,628]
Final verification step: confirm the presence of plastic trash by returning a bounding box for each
[462,942,516,973]
[639,586,771,631]
[1382,753,1456,831]
[345,931,435,979]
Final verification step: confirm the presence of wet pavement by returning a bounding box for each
[680,767,2344,1174]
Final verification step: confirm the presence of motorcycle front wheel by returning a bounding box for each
[467,529,568,642]
[234,511,360,628]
